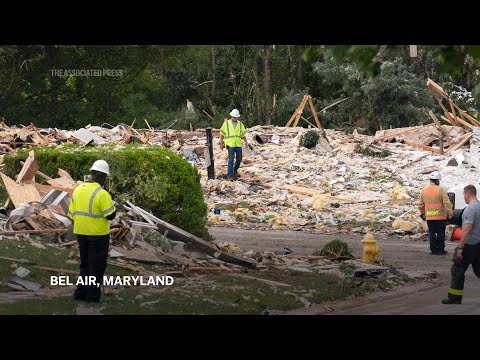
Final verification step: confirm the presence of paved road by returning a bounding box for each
[209,226,480,315]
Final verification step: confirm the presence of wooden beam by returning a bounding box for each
[0,229,68,235]
[286,95,308,127]
[445,133,473,156]
[300,116,318,128]
[32,266,78,276]
[448,99,459,127]
[446,112,476,131]
[440,115,456,126]
[462,112,480,127]
[427,79,448,98]
[429,87,452,119]
[307,96,322,128]
[124,202,257,268]
[403,140,441,153]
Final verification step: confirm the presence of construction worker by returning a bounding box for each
[418,171,453,255]
[68,160,116,303]
[442,185,480,304]
[219,108,248,181]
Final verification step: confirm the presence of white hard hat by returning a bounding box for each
[90,160,110,175]
[429,171,441,180]
[229,109,240,118]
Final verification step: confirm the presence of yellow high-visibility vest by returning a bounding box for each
[68,182,115,235]
[220,120,246,148]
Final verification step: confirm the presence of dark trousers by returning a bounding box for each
[447,243,480,301]
[74,234,110,302]
[227,146,242,178]
[427,220,446,254]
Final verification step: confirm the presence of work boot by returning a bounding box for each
[441,298,462,304]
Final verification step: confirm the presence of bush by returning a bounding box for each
[301,130,320,149]
[315,240,352,258]
[3,144,208,238]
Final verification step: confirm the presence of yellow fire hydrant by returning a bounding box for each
[362,231,381,263]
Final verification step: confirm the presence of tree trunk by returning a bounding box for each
[210,45,216,116]
[45,45,61,125]
[263,46,272,125]
[295,45,304,90]
[252,52,262,122]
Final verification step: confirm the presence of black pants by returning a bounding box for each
[74,234,110,302]
[427,220,446,254]
[447,243,480,302]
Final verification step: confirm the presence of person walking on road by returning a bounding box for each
[442,185,480,304]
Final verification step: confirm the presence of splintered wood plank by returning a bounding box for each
[16,150,39,184]
[1,173,54,221]
[427,78,448,97]
[462,112,480,127]
[445,133,473,156]
[1,173,42,207]
[57,169,75,182]
[403,140,441,153]
[446,112,476,131]
[286,95,308,127]
[35,184,74,197]
[307,96,322,128]
[47,176,77,188]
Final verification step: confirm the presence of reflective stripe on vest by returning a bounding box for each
[68,186,114,219]
[420,185,450,220]
[223,120,245,147]
[68,182,115,236]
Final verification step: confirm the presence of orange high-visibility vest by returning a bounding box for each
[418,184,452,220]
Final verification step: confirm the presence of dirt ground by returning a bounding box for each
[209,226,456,279]
[209,226,480,314]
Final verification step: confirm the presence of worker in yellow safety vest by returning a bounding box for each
[219,108,249,181]
[418,171,453,255]
[68,160,116,302]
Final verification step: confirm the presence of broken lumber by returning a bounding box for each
[403,140,441,153]
[125,201,256,268]
[20,160,52,180]
[16,150,39,184]
[32,266,79,276]
[229,273,292,287]
[0,229,68,235]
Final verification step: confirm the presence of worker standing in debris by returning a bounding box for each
[219,108,248,181]
[68,160,116,303]
[442,185,480,304]
[418,171,453,255]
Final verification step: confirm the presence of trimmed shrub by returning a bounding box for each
[301,130,320,149]
[3,144,208,238]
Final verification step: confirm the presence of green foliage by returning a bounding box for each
[0,45,479,130]
[311,52,435,133]
[274,89,309,126]
[315,240,353,258]
[3,144,208,237]
[301,130,320,149]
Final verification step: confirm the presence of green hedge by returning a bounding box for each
[3,144,208,238]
